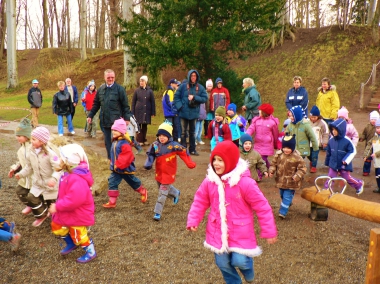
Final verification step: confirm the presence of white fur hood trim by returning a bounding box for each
[206,158,249,186]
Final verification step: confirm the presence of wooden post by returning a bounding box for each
[360,83,365,109]
[366,228,380,283]
[372,64,377,86]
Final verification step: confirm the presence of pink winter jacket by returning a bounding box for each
[52,163,95,227]
[245,115,279,156]
[346,121,359,147]
[187,159,277,257]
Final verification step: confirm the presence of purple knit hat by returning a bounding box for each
[111,118,127,135]
[31,127,50,144]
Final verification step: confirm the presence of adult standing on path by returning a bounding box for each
[241,78,262,125]
[131,75,156,145]
[174,69,207,156]
[87,69,131,159]
[316,77,340,125]
[162,78,181,142]
[27,79,43,127]
[210,77,230,113]
[64,78,79,123]
[285,76,309,117]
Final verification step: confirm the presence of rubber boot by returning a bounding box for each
[103,190,119,208]
[136,185,148,203]
[76,239,97,263]
[60,235,78,255]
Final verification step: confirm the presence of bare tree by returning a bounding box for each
[372,0,380,44]
[368,0,377,23]
[66,0,71,50]
[98,0,106,48]
[79,0,87,60]
[42,0,49,48]
[6,0,18,88]
[109,0,120,50]
[0,0,6,58]
[48,1,54,47]
[122,0,136,88]
[24,0,27,48]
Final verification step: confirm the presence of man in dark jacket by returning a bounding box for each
[27,79,43,127]
[87,69,131,159]
[174,70,207,156]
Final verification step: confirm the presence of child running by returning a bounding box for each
[308,106,329,173]
[361,110,379,176]
[187,141,277,284]
[144,121,196,221]
[49,144,96,263]
[364,118,380,193]
[239,133,268,182]
[0,217,21,252]
[8,118,33,215]
[15,127,61,227]
[269,133,307,219]
[325,118,364,195]
[226,103,245,147]
[103,118,148,208]
[206,106,232,150]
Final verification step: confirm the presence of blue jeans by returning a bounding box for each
[57,114,74,135]
[108,172,141,191]
[214,252,254,284]
[195,120,204,142]
[279,189,295,216]
[308,148,320,167]
[180,118,196,152]
[363,156,372,174]
[165,116,181,142]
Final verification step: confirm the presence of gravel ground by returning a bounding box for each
[0,110,379,283]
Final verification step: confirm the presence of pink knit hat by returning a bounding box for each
[111,118,127,135]
[31,126,50,144]
[337,106,349,120]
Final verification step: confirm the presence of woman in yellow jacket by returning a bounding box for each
[316,77,340,124]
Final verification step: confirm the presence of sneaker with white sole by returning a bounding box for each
[356,182,364,195]
[153,213,161,221]
[71,131,75,135]
[278,213,286,219]
[173,191,180,205]
[32,213,50,227]
[199,141,205,145]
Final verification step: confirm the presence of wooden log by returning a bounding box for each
[301,186,330,205]
[365,228,380,283]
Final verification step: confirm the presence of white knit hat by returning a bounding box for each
[206,79,213,88]
[59,144,89,169]
[370,111,380,120]
[140,75,148,82]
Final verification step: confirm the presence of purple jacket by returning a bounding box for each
[187,159,277,257]
[245,115,279,156]
[52,163,95,227]
[345,121,359,146]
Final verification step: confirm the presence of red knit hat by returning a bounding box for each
[210,141,240,175]
[258,103,274,115]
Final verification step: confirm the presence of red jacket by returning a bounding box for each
[82,89,97,111]
[210,87,230,111]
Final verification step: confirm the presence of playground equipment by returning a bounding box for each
[301,176,380,283]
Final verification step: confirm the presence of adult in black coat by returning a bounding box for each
[131,75,156,145]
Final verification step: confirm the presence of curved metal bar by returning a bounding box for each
[328,177,348,197]
[314,176,332,192]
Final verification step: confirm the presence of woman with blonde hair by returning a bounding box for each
[241,78,262,125]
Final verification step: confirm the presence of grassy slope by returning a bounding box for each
[0,26,380,130]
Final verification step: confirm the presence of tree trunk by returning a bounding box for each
[42,0,49,48]
[369,0,377,23]
[49,2,54,47]
[372,0,380,44]
[52,1,61,46]
[6,0,18,88]
[24,0,27,49]
[98,0,106,48]
[109,0,120,50]
[0,0,6,59]
[95,0,99,47]
[66,0,71,50]
[80,0,87,60]
[306,0,309,28]
[122,0,136,89]
[315,0,320,28]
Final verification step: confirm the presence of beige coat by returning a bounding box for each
[268,150,306,190]
[10,142,32,189]
[240,149,268,182]
[17,143,61,200]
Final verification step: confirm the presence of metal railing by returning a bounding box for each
[360,60,380,109]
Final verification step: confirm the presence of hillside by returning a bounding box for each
[0,25,380,116]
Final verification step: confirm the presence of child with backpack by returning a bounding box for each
[206,106,232,150]
[226,103,245,147]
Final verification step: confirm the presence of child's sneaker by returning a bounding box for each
[278,213,286,219]
[173,191,180,205]
[22,206,32,215]
[363,172,369,176]
[32,213,50,227]
[102,202,116,208]
[356,182,364,195]
[9,233,21,251]
[153,213,161,221]
[310,167,317,173]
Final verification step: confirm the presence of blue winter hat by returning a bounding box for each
[240,133,253,145]
[282,133,296,152]
[310,105,320,117]
[215,77,223,84]
[227,103,237,113]
[290,106,304,124]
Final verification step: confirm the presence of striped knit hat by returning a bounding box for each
[31,127,50,144]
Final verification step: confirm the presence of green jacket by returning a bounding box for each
[243,86,261,120]
[285,119,318,157]
[240,149,268,182]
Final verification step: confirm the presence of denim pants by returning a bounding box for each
[165,116,181,142]
[214,252,254,284]
[363,156,373,174]
[180,118,196,152]
[279,189,295,216]
[325,168,363,191]
[195,120,204,142]
[108,171,141,191]
[57,114,74,135]
[154,184,180,215]
[308,148,320,167]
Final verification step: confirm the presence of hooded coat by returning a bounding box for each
[52,164,95,227]
[325,119,356,172]
[187,159,277,257]
[316,85,340,120]
[243,85,261,120]
[285,86,309,116]
[174,70,208,120]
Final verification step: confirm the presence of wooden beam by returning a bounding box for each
[366,228,380,283]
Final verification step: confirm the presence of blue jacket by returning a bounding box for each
[162,86,176,117]
[174,70,207,120]
[285,86,309,116]
[325,119,356,172]
[64,85,79,104]
[110,138,136,174]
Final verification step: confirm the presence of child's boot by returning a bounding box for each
[76,239,97,263]
[60,235,78,255]
[9,233,21,252]
[103,190,119,208]
[136,185,148,203]
[22,206,32,215]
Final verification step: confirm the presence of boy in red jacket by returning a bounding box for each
[144,121,196,221]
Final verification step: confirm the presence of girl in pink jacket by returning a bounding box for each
[337,106,359,146]
[187,141,277,283]
[48,144,97,264]
[245,103,279,168]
